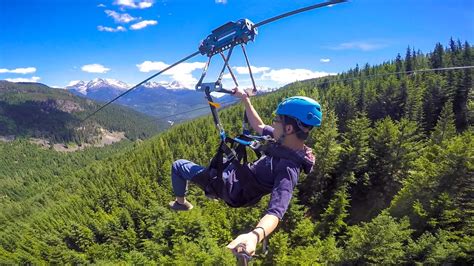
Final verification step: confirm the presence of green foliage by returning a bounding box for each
[407,229,473,264]
[316,186,350,237]
[343,212,413,264]
[431,100,457,144]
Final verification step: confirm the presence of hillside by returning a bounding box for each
[0,40,472,264]
[0,139,135,227]
[0,81,165,145]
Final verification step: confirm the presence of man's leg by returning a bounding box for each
[170,159,205,211]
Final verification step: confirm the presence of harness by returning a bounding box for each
[193,131,307,208]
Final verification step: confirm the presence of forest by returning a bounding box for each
[0,39,472,264]
[0,81,163,144]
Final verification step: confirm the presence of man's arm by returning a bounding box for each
[226,214,279,256]
[226,163,299,256]
[233,87,266,135]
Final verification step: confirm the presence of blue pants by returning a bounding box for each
[171,159,206,197]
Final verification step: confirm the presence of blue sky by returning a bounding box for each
[1,0,473,89]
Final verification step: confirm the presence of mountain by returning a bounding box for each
[67,78,129,100]
[0,81,165,145]
[66,78,240,122]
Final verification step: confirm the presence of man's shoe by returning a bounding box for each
[169,200,194,211]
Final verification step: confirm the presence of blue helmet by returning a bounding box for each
[275,96,322,127]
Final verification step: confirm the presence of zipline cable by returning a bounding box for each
[253,0,346,28]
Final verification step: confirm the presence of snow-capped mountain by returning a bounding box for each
[141,80,188,90]
[65,78,238,121]
[67,78,190,96]
[67,78,129,95]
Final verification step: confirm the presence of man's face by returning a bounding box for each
[272,115,286,141]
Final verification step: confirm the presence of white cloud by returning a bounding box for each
[130,20,157,30]
[261,68,335,84]
[81,64,110,73]
[114,0,153,9]
[233,66,270,75]
[105,10,137,23]
[5,76,41,83]
[222,73,233,79]
[136,61,206,89]
[330,41,387,51]
[320,58,330,63]
[137,61,168,72]
[97,3,106,7]
[0,67,36,74]
[97,25,126,32]
[138,1,152,8]
[215,0,228,4]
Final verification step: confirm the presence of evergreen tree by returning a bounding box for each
[298,108,341,217]
[452,41,472,131]
[430,43,445,70]
[405,46,413,72]
[396,53,404,79]
[343,213,413,265]
[316,186,350,237]
[431,101,456,145]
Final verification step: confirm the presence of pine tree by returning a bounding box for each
[396,53,403,79]
[431,101,456,145]
[430,43,445,70]
[405,47,413,72]
[452,41,471,131]
[343,213,413,264]
[316,186,350,237]
[337,113,371,184]
[298,108,341,217]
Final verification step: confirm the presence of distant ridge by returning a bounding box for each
[0,80,164,145]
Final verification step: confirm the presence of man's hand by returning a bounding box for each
[226,232,259,256]
[232,87,249,100]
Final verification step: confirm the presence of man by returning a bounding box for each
[169,87,321,256]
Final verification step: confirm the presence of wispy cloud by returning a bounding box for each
[97,3,106,8]
[5,76,41,82]
[320,58,330,63]
[105,10,137,23]
[261,68,335,84]
[222,73,233,79]
[97,25,126,32]
[0,67,36,74]
[81,64,110,73]
[130,20,157,30]
[215,0,228,4]
[114,0,153,9]
[330,41,387,51]
[136,61,206,88]
[233,66,270,75]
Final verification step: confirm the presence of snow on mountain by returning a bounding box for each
[66,78,130,95]
[142,81,164,89]
[141,80,188,90]
[87,78,129,91]
[68,80,88,95]
[66,78,275,97]
[168,80,187,89]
